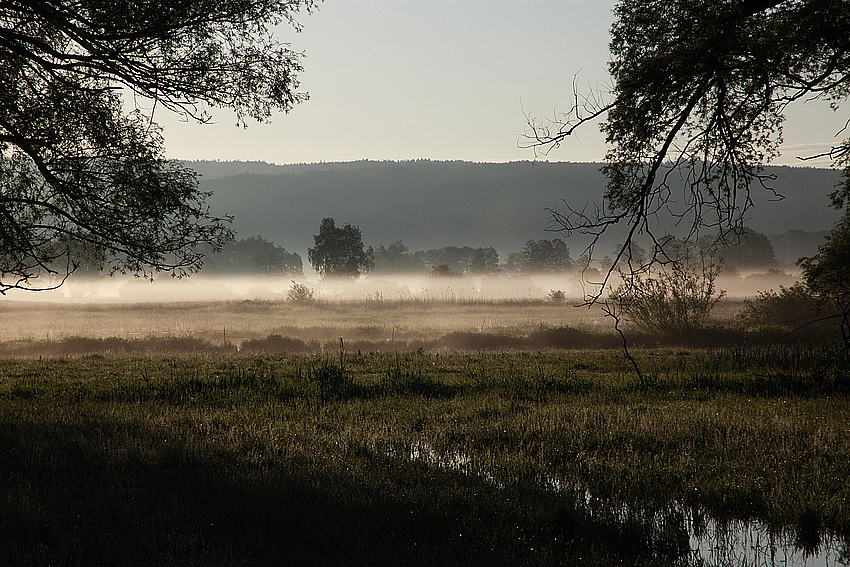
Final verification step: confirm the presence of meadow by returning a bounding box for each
[0,294,748,348]
[0,297,847,566]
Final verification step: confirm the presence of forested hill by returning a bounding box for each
[188,159,843,256]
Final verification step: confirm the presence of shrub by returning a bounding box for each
[439,331,524,350]
[800,210,850,345]
[610,259,725,336]
[286,281,315,303]
[240,335,307,353]
[546,289,567,304]
[738,283,819,329]
[527,326,619,349]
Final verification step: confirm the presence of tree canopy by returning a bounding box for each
[307,218,372,279]
[419,246,500,276]
[210,236,302,276]
[0,0,315,292]
[709,228,777,271]
[371,241,426,274]
[526,0,850,285]
[800,210,850,342]
[507,239,573,274]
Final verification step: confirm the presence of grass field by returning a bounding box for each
[0,296,612,342]
[0,295,750,346]
[0,298,847,565]
[0,349,848,563]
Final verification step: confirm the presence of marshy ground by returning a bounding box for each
[0,298,847,565]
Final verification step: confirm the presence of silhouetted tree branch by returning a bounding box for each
[525,0,850,301]
[0,1,317,292]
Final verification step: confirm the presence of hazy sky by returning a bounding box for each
[155,0,842,167]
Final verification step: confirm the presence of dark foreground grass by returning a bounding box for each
[0,348,848,566]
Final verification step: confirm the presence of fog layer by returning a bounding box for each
[3,269,801,303]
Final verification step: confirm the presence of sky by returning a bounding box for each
[155,0,842,167]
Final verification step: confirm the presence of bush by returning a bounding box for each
[800,209,850,345]
[546,289,567,304]
[286,281,315,303]
[240,335,308,353]
[738,283,819,329]
[610,259,725,337]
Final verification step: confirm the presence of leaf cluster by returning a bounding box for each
[800,209,850,342]
[604,0,850,230]
[528,0,850,300]
[0,1,316,291]
[307,218,372,279]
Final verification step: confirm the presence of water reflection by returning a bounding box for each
[691,517,847,567]
[379,440,849,567]
[543,474,847,566]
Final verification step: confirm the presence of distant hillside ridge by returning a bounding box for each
[183,159,375,179]
[189,160,844,258]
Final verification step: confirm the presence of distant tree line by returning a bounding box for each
[371,242,501,276]
[207,236,302,276]
[368,222,781,278]
[595,228,780,275]
[64,217,787,280]
[299,217,580,278]
[370,239,575,276]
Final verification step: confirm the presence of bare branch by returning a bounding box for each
[527,0,850,307]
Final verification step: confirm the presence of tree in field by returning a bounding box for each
[426,264,460,278]
[212,236,302,276]
[417,246,498,276]
[707,228,778,271]
[519,239,573,273]
[307,218,372,279]
[371,241,426,274]
[502,252,523,274]
[0,1,315,292]
[469,247,500,274]
[525,0,850,293]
